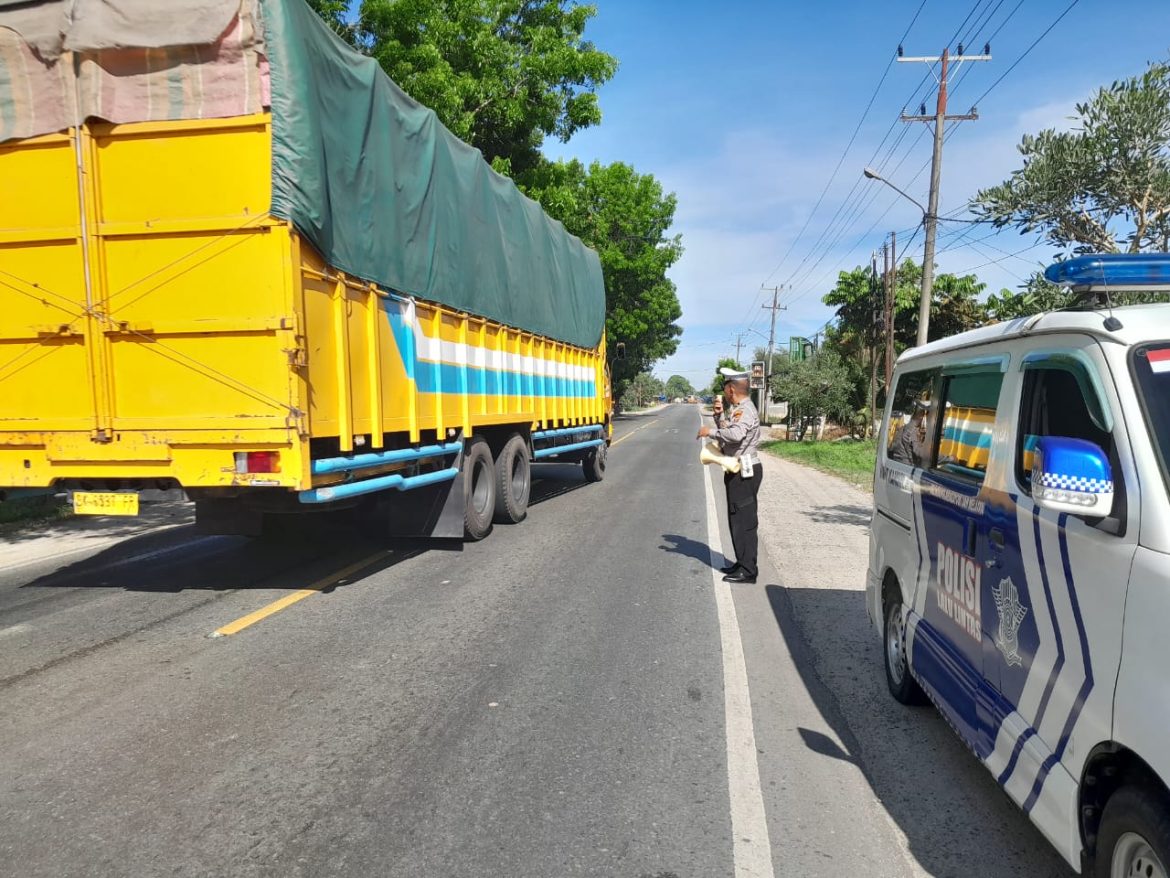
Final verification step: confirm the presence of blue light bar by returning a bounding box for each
[1044,253,1170,290]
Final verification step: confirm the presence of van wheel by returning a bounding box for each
[582,437,607,483]
[493,433,531,524]
[1095,786,1170,878]
[463,439,496,541]
[884,596,926,705]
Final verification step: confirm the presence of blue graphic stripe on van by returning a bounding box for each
[1024,514,1094,814]
[997,727,1037,786]
[941,424,994,448]
[1001,505,1066,790]
[384,302,595,398]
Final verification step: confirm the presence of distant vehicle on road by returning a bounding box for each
[0,0,612,543]
[868,253,1170,877]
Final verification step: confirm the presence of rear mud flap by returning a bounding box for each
[382,467,466,542]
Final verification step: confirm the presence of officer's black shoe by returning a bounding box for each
[722,570,757,584]
[719,562,740,575]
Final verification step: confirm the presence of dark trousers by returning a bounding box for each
[724,464,762,577]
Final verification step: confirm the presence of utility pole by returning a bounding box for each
[759,285,786,424]
[899,44,990,346]
[733,332,747,367]
[883,236,895,391]
[869,250,879,438]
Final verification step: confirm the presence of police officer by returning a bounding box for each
[697,368,762,583]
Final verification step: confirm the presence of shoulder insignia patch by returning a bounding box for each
[733,411,743,421]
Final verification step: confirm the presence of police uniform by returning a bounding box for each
[712,369,763,581]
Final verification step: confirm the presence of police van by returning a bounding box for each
[868,254,1170,877]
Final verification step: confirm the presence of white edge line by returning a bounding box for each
[700,412,776,878]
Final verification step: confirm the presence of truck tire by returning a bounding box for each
[493,433,531,524]
[582,437,607,483]
[884,595,926,705]
[463,438,496,541]
[1095,784,1170,878]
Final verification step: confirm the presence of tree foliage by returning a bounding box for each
[769,350,854,429]
[522,159,683,401]
[664,375,695,399]
[358,0,618,175]
[621,372,663,409]
[709,358,743,396]
[822,260,987,356]
[973,61,1170,254]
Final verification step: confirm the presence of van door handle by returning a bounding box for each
[989,528,1005,550]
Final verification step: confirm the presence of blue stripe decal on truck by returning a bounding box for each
[384,301,595,398]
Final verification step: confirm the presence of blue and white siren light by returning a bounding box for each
[1032,437,1114,516]
[1044,253,1170,291]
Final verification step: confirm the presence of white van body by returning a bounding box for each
[867,304,1170,873]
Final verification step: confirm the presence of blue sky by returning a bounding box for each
[540,0,1170,385]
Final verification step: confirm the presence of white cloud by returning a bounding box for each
[651,92,1087,378]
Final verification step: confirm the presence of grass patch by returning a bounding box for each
[761,438,877,489]
[0,495,71,533]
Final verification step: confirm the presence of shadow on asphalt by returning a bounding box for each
[765,583,1074,878]
[529,463,591,506]
[0,500,193,544]
[16,468,593,596]
[658,533,722,569]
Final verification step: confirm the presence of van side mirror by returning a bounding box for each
[1033,437,1114,517]
[614,342,626,360]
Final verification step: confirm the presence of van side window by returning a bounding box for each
[1016,367,1113,488]
[885,369,938,467]
[932,371,1004,482]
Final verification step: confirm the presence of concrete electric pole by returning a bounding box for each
[759,285,786,424]
[898,44,990,346]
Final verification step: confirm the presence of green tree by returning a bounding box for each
[358,0,618,175]
[769,350,854,439]
[985,272,1073,321]
[522,159,683,401]
[709,358,743,396]
[621,372,663,409]
[664,375,694,399]
[972,60,1170,254]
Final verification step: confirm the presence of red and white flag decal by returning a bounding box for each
[1149,349,1170,374]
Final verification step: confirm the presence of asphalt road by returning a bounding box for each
[0,404,1072,877]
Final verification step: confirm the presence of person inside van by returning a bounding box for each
[888,399,930,467]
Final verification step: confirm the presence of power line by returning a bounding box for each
[970,0,1081,109]
[759,0,929,288]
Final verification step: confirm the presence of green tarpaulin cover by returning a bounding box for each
[261,0,606,349]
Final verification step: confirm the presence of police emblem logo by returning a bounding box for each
[992,576,1029,667]
[733,411,742,421]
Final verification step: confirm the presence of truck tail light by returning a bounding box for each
[234,451,281,474]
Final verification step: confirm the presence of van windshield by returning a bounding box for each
[1133,342,1170,493]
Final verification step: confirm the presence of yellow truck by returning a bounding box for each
[0,0,612,540]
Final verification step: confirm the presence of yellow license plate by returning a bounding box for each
[73,492,139,516]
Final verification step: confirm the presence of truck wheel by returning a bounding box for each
[493,433,531,524]
[463,438,496,541]
[582,437,607,483]
[884,595,926,705]
[1096,785,1170,878]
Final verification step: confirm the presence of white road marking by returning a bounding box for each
[700,416,776,878]
[0,623,31,638]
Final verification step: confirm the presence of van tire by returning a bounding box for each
[884,596,926,705]
[582,436,607,483]
[493,433,531,524]
[1094,785,1170,878]
[463,439,496,541]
